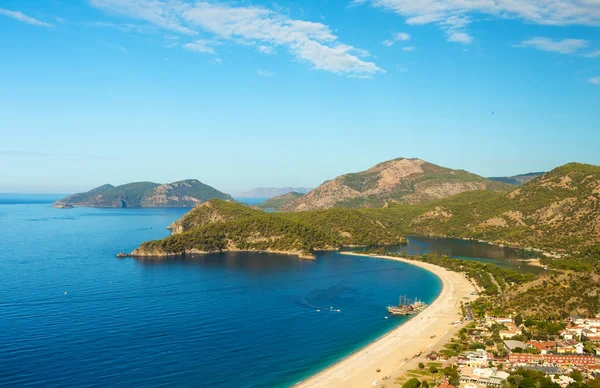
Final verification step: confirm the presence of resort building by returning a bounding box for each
[459,367,510,387]
[462,349,489,367]
[528,341,557,355]
[503,340,529,353]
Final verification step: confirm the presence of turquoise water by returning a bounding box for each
[0,196,442,387]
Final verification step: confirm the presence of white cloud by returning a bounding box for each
[258,45,275,54]
[590,76,600,85]
[354,0,600,44]
[447,32,472,44]
[382,39,394,47]
[585,49,600,58]
[84,21,156,34]
[183,39,217,54]
[402,46,415,51]
[394,32,410,41]
[91,0,383,77]
[0,8,54,27]
[519,37,588,54]
[257,69,275,77]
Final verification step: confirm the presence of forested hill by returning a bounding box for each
[487,172,544,186]
[132,199,407,259]
[53,179,232,208]
[280,157,514,211]
[383,163,600,251]
[256,192,304,210]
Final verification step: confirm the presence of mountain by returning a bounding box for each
[53,179,233,208]
[396,163,600,251]
[256,192,304,210]
[280,158,514,211]
[131,199,407,259]
[487,172,545,186]
[239,187,312,198]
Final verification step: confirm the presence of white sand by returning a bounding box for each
[296,253,476,388]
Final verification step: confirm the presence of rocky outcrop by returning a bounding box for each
[281,158,512,211]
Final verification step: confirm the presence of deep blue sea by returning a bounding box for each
[0,195,443,388]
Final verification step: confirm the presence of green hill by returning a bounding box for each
[377,163,600,251]
[256,192,304,210]
[487,172,544,186]
[54,179,232,208]
[132,199,407,259]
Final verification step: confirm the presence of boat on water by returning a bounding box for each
[387,295,427,316]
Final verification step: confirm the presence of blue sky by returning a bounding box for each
[0,0,598,194]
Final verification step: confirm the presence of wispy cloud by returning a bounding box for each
[0,8,54,28]
[257,69,275,77]
[354,0,600,44]
[590,76,600,85]
[84,21,156,34]
[402,46,415,52]
[585,49,600,58]
[382,31,410,47]
[183,39,217,54]
[447,32,472,45]
[519,37,588,54]
[258,45,276,54]
[90,0,383,77]
[394,32,410,41]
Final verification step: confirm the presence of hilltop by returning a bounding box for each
[239,187,312,198]
[386,163,600,251]
[255,192,304,210]
[131,199,407,259]
[281,158,514,211]
[53,179,232,208]
[487,172,544,186]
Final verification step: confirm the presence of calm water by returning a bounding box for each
[0,196,442,387]
[373,236,544,274]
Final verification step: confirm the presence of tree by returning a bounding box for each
[422,381,429,388]
[514,314,523,327]
[402,378,421,388]
[418,362,425,370]
[569,370,583,383]
[511,374,524,388]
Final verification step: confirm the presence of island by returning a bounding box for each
[53,179,232,208]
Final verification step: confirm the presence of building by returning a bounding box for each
[529,341,557,355]
[499,323,522,339]
[550,375,576,388]
[460,367,510,387]
[504,340,529,353]
[509,353,599,366]
[462,349,489,367]
[556,340,584,354]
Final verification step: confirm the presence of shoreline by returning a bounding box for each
[296,252,476,388]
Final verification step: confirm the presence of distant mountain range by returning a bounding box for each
[278,158,514,211]
[487,172,545,186]
[239,187,312,198]
[53,179,232,208]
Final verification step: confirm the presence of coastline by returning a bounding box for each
[296,252,476,388]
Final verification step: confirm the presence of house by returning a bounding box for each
[550,375,576,388]
[439,379,455,388]
[462,349,489,367]
[508,353,543,364]
[556,340,584,354]
[529,341,557,355]
[504,340,529,353]
[508,354,599,366]
[499,323,522,339]
[460,367,510,387]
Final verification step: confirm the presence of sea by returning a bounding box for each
[0,194,534,387]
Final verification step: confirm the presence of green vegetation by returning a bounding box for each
[136,199,407,257]
[488,172,545,186]
[54,179,232,208]
[255,192,304,210]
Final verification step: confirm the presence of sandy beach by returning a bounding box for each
[296,252,477,388]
